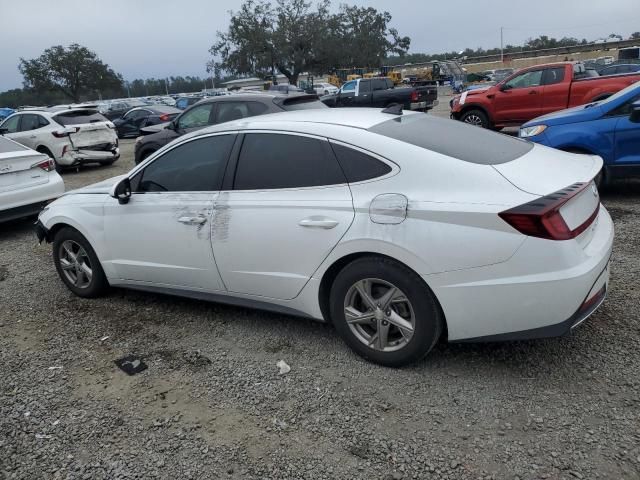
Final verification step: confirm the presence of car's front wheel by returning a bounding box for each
[460,109,490,128]
[330,256,444,367]
[52,227,109,298]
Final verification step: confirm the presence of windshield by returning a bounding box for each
[281,99,328,111]
[596,80,640,108]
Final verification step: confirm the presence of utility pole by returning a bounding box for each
[500,27,504,63]
[165,78,169,95]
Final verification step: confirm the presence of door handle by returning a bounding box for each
[299,217,339,229]
[178,215,207,225]
[30,135,36,138]
[528,90,538,95]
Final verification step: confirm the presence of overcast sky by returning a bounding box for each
[0,0,638,91]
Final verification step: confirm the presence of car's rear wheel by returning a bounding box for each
[460,109,490,128]
[52,227,109,298]
[330,256,444,367]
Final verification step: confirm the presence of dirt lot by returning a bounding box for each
[1,105,640,480]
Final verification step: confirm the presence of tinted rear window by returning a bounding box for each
[330,143,391,182]
[368,114,533,165]
[53,110,109,126]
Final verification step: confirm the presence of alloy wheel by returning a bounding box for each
[463,114,483,126]
[58,240,93,289]
[343,278,415,352]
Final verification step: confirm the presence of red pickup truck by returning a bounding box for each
[450,62,640,129]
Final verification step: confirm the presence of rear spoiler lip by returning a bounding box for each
[491,149,603,197]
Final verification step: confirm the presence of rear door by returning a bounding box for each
[213,101,269,124]
[212,132,354,300]
[611,93,640,169]
[541,67,569,115]
[492,69,544,124]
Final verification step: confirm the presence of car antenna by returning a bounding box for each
[382,103,403,115]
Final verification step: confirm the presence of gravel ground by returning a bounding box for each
[1,102,639,480]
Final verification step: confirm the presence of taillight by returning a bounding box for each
[499,182,599,241]
[52,127,79,138]
[410,91,419,102]
[31,158,55,172]
[159,114,170,121]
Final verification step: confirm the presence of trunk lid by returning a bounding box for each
[494,145,602,248]
[0,139,50,193]
[492,145,601,196]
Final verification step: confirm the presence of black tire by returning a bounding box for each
[135,148,155,165]
[100,159,116,166]
[37,146,61,173]
[329,256,444,368]
[460,109,490,128]
[52,227,109,298]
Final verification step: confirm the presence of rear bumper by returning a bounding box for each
[429,205,614,342]
[0,201,48,223]
[0,174,64,222]
[59,147,120,166]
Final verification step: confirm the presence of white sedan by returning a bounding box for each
[0,135,64,223]
[35,109,613,367]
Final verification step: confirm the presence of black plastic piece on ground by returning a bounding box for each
[114,355,148,375]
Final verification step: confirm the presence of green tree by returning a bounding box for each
[210,0,409,85]
[19,44,123,102]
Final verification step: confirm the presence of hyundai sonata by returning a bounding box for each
[35,108,613,367]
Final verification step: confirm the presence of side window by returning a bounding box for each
[505,70,543,89]
[19,114,40,131]
[606,94,640,117]
[542,68,565,86]
[1,115,20,133]
[135,134,235,192]
[234,133,346,190]
[385,79,394,89]
[330,143,392,183]
[359,81,371,94]
[38,116,49,128]
[372,79,387,91]
[247,102,269,116]
[214,101,266,124]
[177,103,214,129]
[341,81,356,93]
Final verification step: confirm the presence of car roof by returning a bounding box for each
[146,105,181,114]
[196,108,417,133]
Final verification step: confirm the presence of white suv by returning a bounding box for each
[0,107,119,172]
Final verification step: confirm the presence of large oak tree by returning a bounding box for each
[209,0,410,85]
[19,44,123,102]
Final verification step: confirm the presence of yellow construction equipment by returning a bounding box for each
[387,71,402,84]
[346,74,362,81]
[327,75,341,87]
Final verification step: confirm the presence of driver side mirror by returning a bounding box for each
[0,127,7,135]
[499,83,511,92]
[629,102,640,123]
[110,177,132,205]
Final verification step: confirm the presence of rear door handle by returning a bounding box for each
[178,215,207,225]
[299,217,339,229]
[528,90,538,95]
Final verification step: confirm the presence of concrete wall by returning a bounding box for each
[463,48,622,73]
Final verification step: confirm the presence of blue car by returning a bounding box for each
[520,81,640,186]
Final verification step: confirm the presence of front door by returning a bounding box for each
[102,133,236,291]
[213,132,354,300]
[492,69,544,124]
[614,116,640,169]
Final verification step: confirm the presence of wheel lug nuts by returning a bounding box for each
[382,320,388,326]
